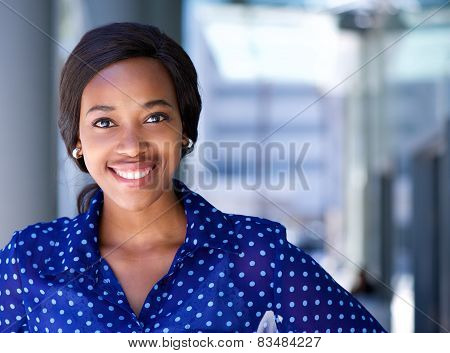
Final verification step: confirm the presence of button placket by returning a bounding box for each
[140,259,187,329]
[87,261,136,318]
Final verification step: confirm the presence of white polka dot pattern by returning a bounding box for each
[0,178,387,333]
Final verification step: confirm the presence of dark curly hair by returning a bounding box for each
[58,22,202,214]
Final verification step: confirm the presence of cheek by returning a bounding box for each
[155,138,182,174]
[151,135,183,180]
[78,137,110,175]
[155,124,183,156]
[81,149,104,177]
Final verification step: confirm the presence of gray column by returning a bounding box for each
[0,0,55,247]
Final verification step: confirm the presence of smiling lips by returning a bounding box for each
[112,168,151,180]
[109,162,157,180]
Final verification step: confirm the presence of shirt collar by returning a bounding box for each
[38,178,240,277]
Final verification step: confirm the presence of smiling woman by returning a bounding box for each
[0,22,387,333]
[58,22,200,215]
[58,22,200,322]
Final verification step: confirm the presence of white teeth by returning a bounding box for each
[113,167,152,180]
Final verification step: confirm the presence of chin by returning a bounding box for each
[103,187,160,211]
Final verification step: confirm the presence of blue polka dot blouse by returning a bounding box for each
[0,178,387,333]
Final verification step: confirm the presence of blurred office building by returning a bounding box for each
[0,0,448,332]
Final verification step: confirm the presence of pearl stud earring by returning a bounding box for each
[72,147,82,159]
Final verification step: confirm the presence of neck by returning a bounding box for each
[98,186,187,255]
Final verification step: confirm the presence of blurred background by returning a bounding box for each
[0,0,449,333]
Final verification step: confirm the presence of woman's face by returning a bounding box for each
[78,56,185,211]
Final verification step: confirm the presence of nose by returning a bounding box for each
[115,126,148,157]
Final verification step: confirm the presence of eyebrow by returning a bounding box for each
[85,99,174,117]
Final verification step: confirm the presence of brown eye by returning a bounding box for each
[146,113,168,123]
[93,118,115,129]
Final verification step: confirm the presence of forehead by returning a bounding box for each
[80,57,178,112]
